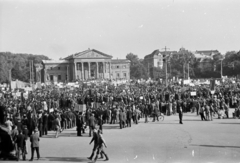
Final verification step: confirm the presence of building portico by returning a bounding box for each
[41,49,130,83]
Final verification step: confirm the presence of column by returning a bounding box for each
[109,62,111,79]
[103,62,105,79]
[66,65,69,82]
[81,62,84,80]
[88,62,91,79]
[44,69,47,83]
[96,62,99,79]
[74,62,77,81]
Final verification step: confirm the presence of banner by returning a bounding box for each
[190,92,196,96]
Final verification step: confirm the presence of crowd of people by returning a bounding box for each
[0,79,240,161]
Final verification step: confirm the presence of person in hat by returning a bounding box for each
[29,128,40,161]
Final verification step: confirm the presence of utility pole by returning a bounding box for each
[29,60,32,86]
[32,60,34,84]
[220,57,224,78]
[9,69,12,91]
[162,46,170,86]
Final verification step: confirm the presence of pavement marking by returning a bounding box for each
[153,154,155,160]
[192,150,194,157]
[134,155,138,159]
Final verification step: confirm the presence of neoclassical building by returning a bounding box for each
[40,49,130,83]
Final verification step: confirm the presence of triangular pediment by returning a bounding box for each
[74,49,112,59]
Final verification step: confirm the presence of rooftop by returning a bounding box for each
[42,60,69,64]
[111,59,130,63]
[64,49,112,59]
[195,50,220,56]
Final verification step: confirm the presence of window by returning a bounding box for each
[123,73,127,78]
[117,73,120,78]
[50,67,53,70]
[50,75,53,81]
[58,75,61,81]
[58,67,60,70]
[116,65,119,68]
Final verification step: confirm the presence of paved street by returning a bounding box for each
[4,111,240,163]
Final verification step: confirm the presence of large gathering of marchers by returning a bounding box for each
[0,78,240,162]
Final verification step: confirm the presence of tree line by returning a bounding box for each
[126,50,240,80]
[1,50,239,83]
[0,52,49,83]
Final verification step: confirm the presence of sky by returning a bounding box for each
[0,0,240,60]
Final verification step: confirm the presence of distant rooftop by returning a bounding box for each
[111,59,130,63]
[42,60,69,64]
[195,50,220,56]
[64,49,112,59]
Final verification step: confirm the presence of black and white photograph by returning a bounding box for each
[0,0,240,162]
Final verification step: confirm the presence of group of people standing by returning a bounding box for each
[1,80,240,161]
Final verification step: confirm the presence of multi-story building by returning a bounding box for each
[193,50,221,72]
[144,49,177,78]
[40,49,130,83]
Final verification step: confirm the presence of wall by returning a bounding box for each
[111,62,130,80]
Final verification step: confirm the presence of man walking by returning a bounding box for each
[93,129,109,162]
[16,130,26,161]
[87,128,99,161]
[29,129,40,161]
[89,113,96,137]
[178,105,183,124]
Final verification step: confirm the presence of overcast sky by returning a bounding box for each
[0,0,239,60]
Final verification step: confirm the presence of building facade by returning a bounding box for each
[41,49,130,83]
[144,49,177,78]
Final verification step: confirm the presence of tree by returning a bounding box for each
[126,53,148,79]
[126,53,139,66]
[0,52,50,83]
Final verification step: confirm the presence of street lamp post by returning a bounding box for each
[162,46,170,86]
[220,58,223,78]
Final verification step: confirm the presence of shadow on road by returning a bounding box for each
[216,122,240,125]
[45,157,91,162]
[191,144,240,149]
[182,119,204,121]
[102,125,120,130]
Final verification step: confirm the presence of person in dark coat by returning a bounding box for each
[122,109,126,128]
[48,113,54,131]
[126,108,132,127]
[42,112,48,135]
[37,115,43,137]
[76,114,83,136]
[16,130,26,161]
[87,128,99,161]
[29,129,40,161]
[178,106,183,124]
[119,110,124,129]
